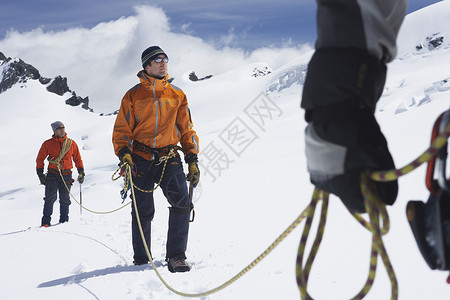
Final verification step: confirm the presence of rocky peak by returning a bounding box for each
[189,71,213,82]
[251,66,272,77]
[415,33,445,52]
[0,53,40,93]
[0,51,92,111]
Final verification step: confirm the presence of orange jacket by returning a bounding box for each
[113,71,199,161]
[36,133,84,172]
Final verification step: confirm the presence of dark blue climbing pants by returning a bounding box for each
[130,154,191,262]
[42,172,72,225]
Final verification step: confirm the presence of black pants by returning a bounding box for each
[42,172,72,225]
[131,154,191,261]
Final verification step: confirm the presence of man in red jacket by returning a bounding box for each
[36,121,85,227]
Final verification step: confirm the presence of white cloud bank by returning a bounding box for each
[0,5,311,113]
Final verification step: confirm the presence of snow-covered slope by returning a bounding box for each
[1,2,450,300]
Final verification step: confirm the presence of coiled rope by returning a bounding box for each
[296,121,450,300]
[47,138,72,167]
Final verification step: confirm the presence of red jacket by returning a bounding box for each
[113,71,199,161]
[36,133,84,172]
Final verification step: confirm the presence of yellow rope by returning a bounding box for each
[130,151,176,193]
[353,173,397,300]
[47,138,72,167]
[111,149,177,193]
[295,183,396,300]
[296,189,329,299]
[370,122,450,182]
[295,118,449,299]
[58,166,132,214]
[127,163,312,297]
[49,138,132,214]
[58,148,179,215]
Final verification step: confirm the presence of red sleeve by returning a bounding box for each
[36,141,48,170]
[71,141,84,170]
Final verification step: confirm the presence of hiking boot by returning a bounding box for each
[167,257,191,273]
[133,259,148,266]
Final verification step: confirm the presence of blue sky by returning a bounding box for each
[0,0,443,50]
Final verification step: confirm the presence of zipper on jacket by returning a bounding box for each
[58,138,64,170]
[152,81,159,148]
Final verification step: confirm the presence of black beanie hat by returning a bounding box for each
[141,46,168,68]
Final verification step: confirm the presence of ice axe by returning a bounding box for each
[79,182,83,215]
[189,182,195,222]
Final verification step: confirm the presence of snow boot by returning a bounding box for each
[133,259,149,266]
[41,216,51,227]
[59,205,69,223]
[166,256,191,273]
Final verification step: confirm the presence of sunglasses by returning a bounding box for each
[56,126,65,130]
[154,57,168,63]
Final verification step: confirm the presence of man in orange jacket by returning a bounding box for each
[113,46,200,272]
[36,121,85,227]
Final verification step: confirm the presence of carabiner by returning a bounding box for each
[437,109,450,192]
[426,108,450,195]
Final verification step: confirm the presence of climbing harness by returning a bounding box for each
[111,145,181,195]
[188,182,195,222]
[79,183,83,215]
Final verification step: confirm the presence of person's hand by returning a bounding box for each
[37,168,46,185]
[186,162,200,187]
[38,173,47,185]
[122,153,133,167]
[304,102,398,213]
[77,168,85,184]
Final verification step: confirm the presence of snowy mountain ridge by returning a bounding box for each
[0,51,92,111]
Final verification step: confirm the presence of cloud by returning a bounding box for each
[0,5,310,113]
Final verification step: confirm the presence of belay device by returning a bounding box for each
[407,109,450,275]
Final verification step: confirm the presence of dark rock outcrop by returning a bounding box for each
[0,53,40,93]
[189,71,213,82]
[0,51,92,111]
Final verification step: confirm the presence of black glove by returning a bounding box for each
[37,168,46,185]
[304,102,398,213]
[77,168,85,184]
[301,49,397,213]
